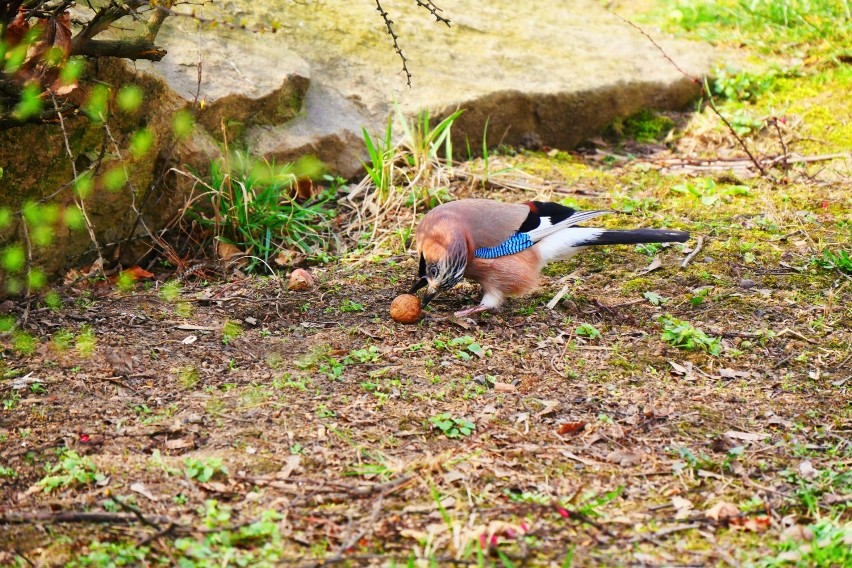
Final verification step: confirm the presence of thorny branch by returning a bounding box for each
[614,13,771,178]
[377,0,452,87]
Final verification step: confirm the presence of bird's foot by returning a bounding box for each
[453,304,489,318]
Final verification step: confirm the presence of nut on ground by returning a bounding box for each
[288,268,314,291]
[390,294,422,323]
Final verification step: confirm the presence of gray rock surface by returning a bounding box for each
[150,0,716,176]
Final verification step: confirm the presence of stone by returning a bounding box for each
[137,22,311,140]
[162,0,716,176]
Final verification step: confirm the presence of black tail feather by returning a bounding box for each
[579,229,690,246]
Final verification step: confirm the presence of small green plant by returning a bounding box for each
[222,321,243,345]
[671,178,751,206]
[575,323,601,340]
[75,326,97,357]
[67,541,151,567]
[659,315,722,355]
[429,413,475,438]
[433,335,487,361]
[177,366,200,390]
[643,291,668,306]
[814,248,852,274]
[761,519,852,567]
[37,450,104,493]
[184,456,229,482]
[635,242,662,257]
[614,194,659,213]
[611,109,675,142]
[346,346,381,363]
[191,151,336,272]
[339,299,365,312]
[0,465,17,478]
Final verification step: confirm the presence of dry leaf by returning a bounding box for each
[534,399,559,418]
[605,449,642,466]
[556,421,586,435]
[724,430,770,442]
[637,256,662,275]
[493,382,517,393]
[130,482,157,501]
[730,516,770,532]
[706,501,740,522]
[781,524,814,542]
[122,266,155,280]
[217,241,244,262]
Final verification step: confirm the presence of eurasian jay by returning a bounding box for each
[410,199,689,317]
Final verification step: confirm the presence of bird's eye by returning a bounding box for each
[428,265,439,278]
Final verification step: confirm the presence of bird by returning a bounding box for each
[409,198,689,317]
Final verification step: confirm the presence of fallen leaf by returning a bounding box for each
[556,421,586,435]
[534,400,559,418]
[706,501,740,522]
[781,524,813,542]
[121,266,155,281]
[130,482,157,501]
[217,241,244,262]
[637,256,662,275]
[182,335,198,345]
[605,449,642,466]
[723,430,770,442]
[730,516,770,532]
[164,437,195,450]
[797,460,818,480]
[493,382,516,393]
[277,454,301,479]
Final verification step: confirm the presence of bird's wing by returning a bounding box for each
[473,201,612,259]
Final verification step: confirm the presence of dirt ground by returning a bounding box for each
[1,134,850,566]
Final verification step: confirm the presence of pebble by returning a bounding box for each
[739,278,757,289]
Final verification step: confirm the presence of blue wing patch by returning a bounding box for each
[474,232,534,259]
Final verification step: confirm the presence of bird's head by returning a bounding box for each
[410,235,469,307]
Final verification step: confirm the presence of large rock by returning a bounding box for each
[159,0,716,177]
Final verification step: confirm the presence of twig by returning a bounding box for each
[414,0,451,26]
[0,511,175,525]
[681,235,705,268]
[769,117,789,174]
[375,0,412,87]
[614,14,770,178]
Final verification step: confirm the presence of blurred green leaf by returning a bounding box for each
[129,128,155,158]
[63,205,85,230]
[172,110,195,140]
[2,244,26,272]
[74,173,94,199]
[84,84,110,122]
[59,57,85,84]
[117,85,143,112]
[13,83,43,120]
[0,207,11,229]
[27,269,46,290]
[102,167,127,191]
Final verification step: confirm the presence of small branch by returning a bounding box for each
[614,13,770,178]
[414,0,450,26]
[0,511,175,525]
[376,0,412,87]
[769,117,789,174]
[681,235,705,269]
[71,37,167,61]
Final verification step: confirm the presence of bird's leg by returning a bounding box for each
[453,304,489,318]
[453,291,503,318]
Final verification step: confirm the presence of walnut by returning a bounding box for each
[390,294,422,324]
[288,268,314,291]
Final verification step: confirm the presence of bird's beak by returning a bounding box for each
[409,277,427,294]
[422,287,438,308]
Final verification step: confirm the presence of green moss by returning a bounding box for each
[609,109,675,142]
